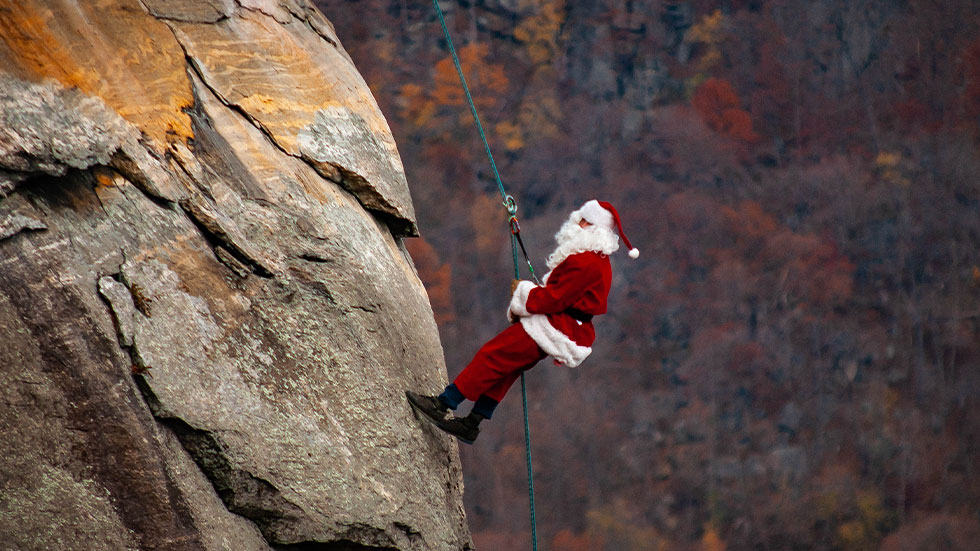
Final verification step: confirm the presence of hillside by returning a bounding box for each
[316,1,980,549]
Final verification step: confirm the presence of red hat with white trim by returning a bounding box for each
[579,200,639,258]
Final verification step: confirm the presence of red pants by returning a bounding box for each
[452,323,548,402]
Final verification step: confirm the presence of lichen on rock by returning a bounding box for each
[0,76,135,195]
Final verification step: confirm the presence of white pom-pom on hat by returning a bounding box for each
[629,248,640,259]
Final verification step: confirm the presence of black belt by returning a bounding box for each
[566,308,594,323]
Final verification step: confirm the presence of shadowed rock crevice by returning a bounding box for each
[107,147,183,208]
[177,47,292,160]
[296,109,419,237]
[275,540,399,551]
[178,195,276,278]
[134,376,413,551]
[153,409,305,539]
[139,0,232,24]
[271,520,424,551]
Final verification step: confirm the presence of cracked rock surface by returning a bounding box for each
[0,1,470,550]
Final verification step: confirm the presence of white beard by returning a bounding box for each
[545,215,620,270]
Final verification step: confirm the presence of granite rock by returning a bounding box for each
[0,1,469,549]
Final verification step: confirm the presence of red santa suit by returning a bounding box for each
[451,200,637,404]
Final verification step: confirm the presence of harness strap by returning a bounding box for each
[566,308,594,323]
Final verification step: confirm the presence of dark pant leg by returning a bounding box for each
[453,322,547,403]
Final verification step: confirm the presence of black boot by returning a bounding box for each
[436,411,484,445]
[407,391,485,445]
[406,390,451,423]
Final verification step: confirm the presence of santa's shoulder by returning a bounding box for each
[560,250,611,266]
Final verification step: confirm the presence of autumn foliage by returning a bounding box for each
[692,78,760,144]
[319,1,980,550]
[403,238,454,324]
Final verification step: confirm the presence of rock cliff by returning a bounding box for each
[0,1,472,549]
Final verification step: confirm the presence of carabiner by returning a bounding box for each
[503,194,518,216]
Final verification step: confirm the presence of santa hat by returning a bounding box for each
[579,200,639,258]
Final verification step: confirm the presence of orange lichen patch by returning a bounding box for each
[191,67,340,208]
[173,10,392,155]
[0,5,100,90]
[93,167,118,188]
[0,0,194,149]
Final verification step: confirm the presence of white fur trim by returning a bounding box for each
[629,248,639,258]
[579,200,614,229]
[507,280,537,322]
[520,315,592,368]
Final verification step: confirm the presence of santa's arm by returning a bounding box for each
[526,262,593,314]
[509,258,597,317]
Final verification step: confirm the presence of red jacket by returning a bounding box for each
[509,251,612,366]
[526,251,611,346]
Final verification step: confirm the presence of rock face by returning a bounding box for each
[0,1,472,550]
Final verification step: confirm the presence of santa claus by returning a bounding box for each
[407,200,638,444]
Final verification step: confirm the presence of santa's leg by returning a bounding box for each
[408,323,545,444]
[451,322,547,407]
[465,371,520,420]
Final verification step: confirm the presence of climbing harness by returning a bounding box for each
[431,1,539,549]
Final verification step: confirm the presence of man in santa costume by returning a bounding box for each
[407,200,638,444]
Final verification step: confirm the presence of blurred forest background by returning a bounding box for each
[316,1,980,549]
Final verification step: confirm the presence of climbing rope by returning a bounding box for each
[432,1,539,549]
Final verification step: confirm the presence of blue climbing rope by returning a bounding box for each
[431,2,539,549]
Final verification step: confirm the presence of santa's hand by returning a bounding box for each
[510,279,520,295]
[507,279,535,323]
